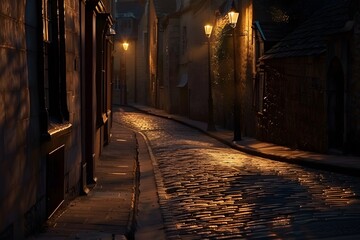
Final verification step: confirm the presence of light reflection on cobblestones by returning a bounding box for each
[117,109,360,239]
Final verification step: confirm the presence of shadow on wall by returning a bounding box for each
[0,1,44,238]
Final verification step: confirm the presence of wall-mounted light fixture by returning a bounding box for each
[122,42,129,51]
[107,27,116,36]
[228,10,239,29]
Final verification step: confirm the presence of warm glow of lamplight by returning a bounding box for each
[228,11,239,28]
[108,27,116,35]
[122,42,129,51]
[204,24,213,38]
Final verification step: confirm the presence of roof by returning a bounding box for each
[254,21,293,42]
[262,0,353,60]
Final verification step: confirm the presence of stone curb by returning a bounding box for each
[129,105,360,178]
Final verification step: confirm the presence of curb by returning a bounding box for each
[133,131,167,240]
[111,123,140,240]
[128,105,360,178]
[126,131,140,240]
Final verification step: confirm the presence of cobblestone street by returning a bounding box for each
[116,108,360,239]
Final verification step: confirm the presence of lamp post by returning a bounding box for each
[228,10,241,141]
[122,42,129,105]
[204,24,216,131]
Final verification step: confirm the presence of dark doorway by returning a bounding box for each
[46,145,65,218]
[327,58,345,151]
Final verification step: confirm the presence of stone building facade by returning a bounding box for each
[112,0,144,105]
[259,0,360,154]
[154,0,256,127]
[152,0,360,155]
[0,0,115,238]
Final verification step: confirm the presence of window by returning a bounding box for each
[43,0,69,123]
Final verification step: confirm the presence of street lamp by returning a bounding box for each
[122,42,129,51]
[204,24,216,131]
[122,42,129,105]
[228,10,241,141]
[228,10,239,28]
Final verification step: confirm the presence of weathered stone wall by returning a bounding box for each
[261,56,328,152]
[0,1,38,238]
[64,0,82,199]
[213,0,255,134]
[185,6,209,121]
[238,0,255,136]
[212,18,235,130]
[161,17,180,114]
[350,10,360,154]
[0,0,82,238]
[148,0,157,107]
[135,7,149,105]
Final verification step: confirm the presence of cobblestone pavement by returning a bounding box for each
[117,108,360,240]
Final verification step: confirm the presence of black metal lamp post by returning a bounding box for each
[228,10,241,141]
[204,24,216,131]
[122,42,129,105]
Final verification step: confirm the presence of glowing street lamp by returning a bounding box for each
[204,24,213,38]
[228,10,239,28]
[122,42,129,51]
[204,24,216,131]
[122,42,129,105]
[228,10,241,141]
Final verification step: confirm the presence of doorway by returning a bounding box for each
[46,145,65,218]
[327,58,345,151]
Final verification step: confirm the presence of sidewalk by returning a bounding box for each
[130,104,360,177]
[31,120,148,239]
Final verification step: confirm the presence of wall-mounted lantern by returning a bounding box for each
[228,10,239,29]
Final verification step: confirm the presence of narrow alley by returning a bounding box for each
[2,1,360,239]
